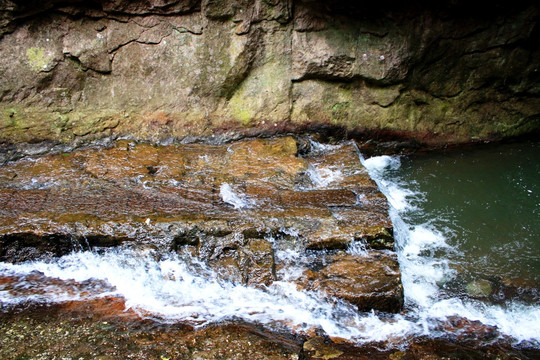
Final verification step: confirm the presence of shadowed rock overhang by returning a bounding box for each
[0,0,538,147]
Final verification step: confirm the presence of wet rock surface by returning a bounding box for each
[0,136,402,313]
[299,252,403,313]
[0,302,303,360]
[1,302,539,360]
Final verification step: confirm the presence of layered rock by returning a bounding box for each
[0,0,538,148]
[2,301,530,360]
[0,136,403,313]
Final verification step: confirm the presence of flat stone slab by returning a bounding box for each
[0,136,403,313]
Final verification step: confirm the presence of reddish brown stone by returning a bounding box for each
[0,189,15,216]
[279,189,357,207]
[7,189,49,213]
[300,252,403,313]
[244,239,276,287]
[0,137,401,313]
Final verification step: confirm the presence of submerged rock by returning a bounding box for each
[466,279,493,298]
[0,136,403,313]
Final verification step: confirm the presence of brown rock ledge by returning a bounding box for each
[0,136,403,313]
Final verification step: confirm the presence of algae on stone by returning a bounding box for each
[0,0,538,146]
[0,136,403,313]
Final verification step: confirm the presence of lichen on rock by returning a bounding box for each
[0,0,538,147]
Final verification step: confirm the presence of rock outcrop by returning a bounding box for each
[0,136,403,313]
[0,0,539,147]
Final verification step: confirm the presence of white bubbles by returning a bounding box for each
[364,155,401,173]
[308,139,341,155]
[0,248,417,343]
[363,153,540,345]
[219,183,250,209]
[385,183,416,211]
[347,241,368,256]
[307,165,343,188]
[2,145,540,346]
[363,156,414,211]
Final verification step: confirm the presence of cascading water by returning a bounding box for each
[1,140,539,349]
[0,245,415,343]
[361,143,540,345]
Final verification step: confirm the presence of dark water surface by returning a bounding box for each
[396,140,539,301]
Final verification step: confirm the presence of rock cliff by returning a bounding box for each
[0,0,539,146]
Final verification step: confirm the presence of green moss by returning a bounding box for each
[231,106,252,126]
[26,47,50,72]
[330,102,350,125]
[331,102,349,113]
[50,114,70,134]
[228,62,290,125]
[439,102,450,114]
[1,108,17,128]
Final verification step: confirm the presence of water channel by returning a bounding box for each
[364,139,540,345]
[0,138,539,357]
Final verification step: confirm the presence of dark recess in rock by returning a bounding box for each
[0,0,538,148]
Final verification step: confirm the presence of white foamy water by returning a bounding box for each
[307,164,343,188]
[219,183,250,209]
[362,153,540,345]
[1,143,539,347]
[364,156,416,211]
[0,247,415,343]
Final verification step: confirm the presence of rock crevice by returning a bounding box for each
[0,0,539,146]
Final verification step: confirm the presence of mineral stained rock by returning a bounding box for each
[0,0,539,147]
[0,136,403,313]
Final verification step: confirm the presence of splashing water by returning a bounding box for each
[1,141,539,347]
[0,247,415,343]
[219,183,250,209]
[361,147,540,345]
[307,164,343,188]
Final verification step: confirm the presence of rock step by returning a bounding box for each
[0,136,403,313]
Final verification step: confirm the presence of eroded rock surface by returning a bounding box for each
[0,0,539,147]
[3,301,536,360]
[0,136,402,313]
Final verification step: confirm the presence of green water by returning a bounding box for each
[397,140,540,303]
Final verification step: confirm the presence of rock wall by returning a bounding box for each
[1,0,539,146]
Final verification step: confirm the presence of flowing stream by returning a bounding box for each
[362,140,540,345]
[1,139,539,348]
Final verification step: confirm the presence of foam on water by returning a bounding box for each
[347,240,369,256]
[364,156,416,212]
[308,139,341,155]
[1,143,539,347]
[363,153,540,345]
[307,164,343,188]
[219,183,250,209]
[0,247,416,343]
